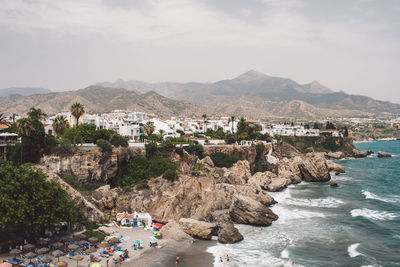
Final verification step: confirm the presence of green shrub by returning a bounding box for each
[97,139,112,153]
[58,140,74,157]
[145,142,160,159]
[163,169,178,181]
[184,144,204,159]
[210,152,241,168]
[110,134,128,147]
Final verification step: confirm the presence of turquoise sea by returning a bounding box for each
[208,140,400,266]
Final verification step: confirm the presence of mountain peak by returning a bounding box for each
[234,70,270,80]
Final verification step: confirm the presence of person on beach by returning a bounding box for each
[226,255,230,262]
[260,226,263,230]
[176,256,180,266]
[219,257,223,262]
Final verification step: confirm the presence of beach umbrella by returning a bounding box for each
[72,255,83,267]
[41,256,52,264]
[37,247,50,254]
[149,236,158,243]
[53,242,64,248]
[55,261,68,267]
[52,250,64,262]
[88,237,99,243]
[135,240,142,244]
[90,263,101,267]
[67,244,79,251]
[99,242,108,248]
[9,249,20,256]
[25,252,37,259]
[153,223,162,228]
[23,244,36,251]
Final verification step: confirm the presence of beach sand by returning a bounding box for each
[0,226,215,267]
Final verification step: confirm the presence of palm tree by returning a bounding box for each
[144,121,155,136]
[16,118,34,137]
[70,102,85,128]
[158,129,165,137]
[52,115,70,138]
[27,108,47,121]
[202,114,207,133]
[228,116,235,133]
[0,113,9,125]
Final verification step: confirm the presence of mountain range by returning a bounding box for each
[1,70,399,119]
[0,87,52,97]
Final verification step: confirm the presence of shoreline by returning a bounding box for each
[354,138,399,143]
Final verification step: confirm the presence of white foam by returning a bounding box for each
[272,206,326,224]
[350,208,398,221]
[280,249,289,259]
[279,196,345,208]
[362,190,400,203]
[348,243,362,258]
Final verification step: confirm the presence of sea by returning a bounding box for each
[207,140,400,267]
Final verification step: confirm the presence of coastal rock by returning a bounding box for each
[330,182,338,187]
[326,161,346,174]
[351,149,372,158]
[212,160,252,185]
[306,147,314,153]
[273,140,302,158]
[170,150,197,174]
[179,218,217,240]
[326,151,346,160]
[159,221,194,242]
[377,151,392,158]
[248,172,274,190]
[199,156,215,169]
[39,147,143,183]
[217,222,244,244]
[267,177,290,192]
[297,153,331,182]
[229,195,278,226]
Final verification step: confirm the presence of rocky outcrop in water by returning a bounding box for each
[217,222,244,244]
[377,151,392,158]
[351,149,373,158]
[159,221,194,242]
[326,151,346,160]
[327,161,345,174]
[229,195,278,226]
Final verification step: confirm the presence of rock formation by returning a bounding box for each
[217,222,244,244]
[178,218,217,240]
[229,195,278,226]
[159,221,194,242]
[326,161,345,174]
[326,151,346,160]
[377,151,392,158]
[351,149,373,158]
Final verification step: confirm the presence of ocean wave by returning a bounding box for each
[350,208,398,221]
[280,249,289,259]
[347,243,362,258]
[362,190,400,203]
[280,196,344,208]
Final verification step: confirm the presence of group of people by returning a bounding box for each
[219,254,230,263]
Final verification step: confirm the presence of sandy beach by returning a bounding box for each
[0,226,215,267]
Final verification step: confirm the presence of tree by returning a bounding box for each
[158,129,165,137]
[0,163,82,237]
[96,139,112,153]
[52,115,70,138]
[27,108,47,121]
[0,113,9,125]
[144,121,155,137]
[110,134,128,147]
[70,102,85,128]
[202,114,207,133]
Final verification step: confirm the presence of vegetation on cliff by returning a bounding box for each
[210,152,242,168]
[280,135,354,154]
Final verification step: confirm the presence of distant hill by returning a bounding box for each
[0,87,52,97]
[98,70,400,118]
[0,86,205,117]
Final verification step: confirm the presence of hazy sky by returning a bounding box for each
[1,0,400,103]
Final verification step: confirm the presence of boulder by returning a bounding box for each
[330,182,338,187]
[229,195,278,226]
[326,151,345,160]
[352,149,371,158]
[179,218,217,240]
[159,221,194,242]
[248,172,274,190]
[267,177,289,192]
[217,222,243,244]
[297,153,331,182]
[326,161,345,174]
[306,147,314,153]
[377,151,392,158]
[212,160,252,185]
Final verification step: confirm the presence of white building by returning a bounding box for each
[119,124,142,141]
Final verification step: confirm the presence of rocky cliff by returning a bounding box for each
[38,143,333,243]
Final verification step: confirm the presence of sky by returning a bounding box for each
[0,0,399,103]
